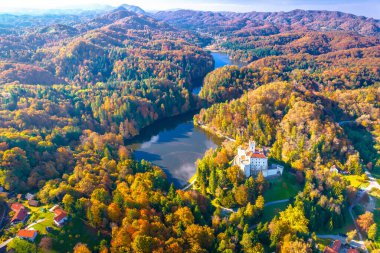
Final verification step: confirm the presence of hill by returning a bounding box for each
[154,9,380,36]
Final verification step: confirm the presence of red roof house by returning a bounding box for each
[11,203,24,212]
[17,229,38,242]
[324,240,342,253]
[10,203,28,225]
[54,208,68,226]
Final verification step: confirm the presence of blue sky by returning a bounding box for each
[0,0,379,18]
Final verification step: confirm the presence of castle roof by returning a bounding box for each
[246,151,267,159]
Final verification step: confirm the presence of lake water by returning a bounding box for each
[127,52,241,187]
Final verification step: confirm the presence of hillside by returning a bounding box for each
[154,9,380,36]
[0,5,380,253]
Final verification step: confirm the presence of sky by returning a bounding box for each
[0,0,379,19]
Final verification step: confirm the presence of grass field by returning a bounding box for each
[315,237,332,252]
[49,217,107,252]
[344,175,370,189]
[262,202,288,223]
[20,201,108,252]
[319,206,356,235]
[263,172,302,202]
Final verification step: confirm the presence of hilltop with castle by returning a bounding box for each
[233,140,284,178]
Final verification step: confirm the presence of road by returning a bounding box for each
[338,120,355,126]
[0,218,46,250]
[0,238,14,250]
[316,234,365,250]
[318,170,380,253]
[217,199,290,215]
[26,218,45,229]
[348,170,380,241]
[181,179,196,191]
[264,199,289,207]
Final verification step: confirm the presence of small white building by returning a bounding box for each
[330,165,339,174]
[234,140,283,178]
[25,193,34,201]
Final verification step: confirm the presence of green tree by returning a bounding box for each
[132,235,156,253]
[368,223,377,241]
[62,194,74,213]
[269,204,309,247]
[7,238,36,253]
[209,167,217,195]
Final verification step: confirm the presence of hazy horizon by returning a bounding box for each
[0,0,379,19]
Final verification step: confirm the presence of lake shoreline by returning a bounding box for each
[127,52,238,187]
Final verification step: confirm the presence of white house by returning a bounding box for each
[234,140,283,178]
[25,193,34,201]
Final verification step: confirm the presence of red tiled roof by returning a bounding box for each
[54,208,66,216]
[54,212,67,223]
[324,240,342,253]
[324,247,336,253]
[347,249,359,253]
[54,209,67,223]
[17,229,37,238]
[332,240,341,251]
[11,208,28,223]
[11,203,25,212]
[246,151,267,159]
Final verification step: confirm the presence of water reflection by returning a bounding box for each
[126,112,222,187]
[192,52,245,95]
[212,52,245,68]
[127,52,240,187]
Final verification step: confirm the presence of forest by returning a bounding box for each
[0,4,379,253]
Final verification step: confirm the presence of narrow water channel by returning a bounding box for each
[127,52,243,187]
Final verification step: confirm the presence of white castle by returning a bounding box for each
[234,140,283,178]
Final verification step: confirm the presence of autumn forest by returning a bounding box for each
[0,3,379,253]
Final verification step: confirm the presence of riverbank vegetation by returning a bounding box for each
[0,4,380,253]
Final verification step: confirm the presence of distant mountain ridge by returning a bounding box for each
[116,4,145,14]
[153,9,380,36]
[0,4,145,15]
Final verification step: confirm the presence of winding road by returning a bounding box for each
[264,199,289,207]
[181,179,196,191]
[216,198,290,215]
[318,170,380,253]
[0,217,46,250]
[338,120,356,126]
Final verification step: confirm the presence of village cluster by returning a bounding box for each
[0,191,68,245]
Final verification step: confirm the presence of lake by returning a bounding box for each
[127,52,241,187]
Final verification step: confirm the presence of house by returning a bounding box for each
[347,249,359,253]
[330,165,339,174]
[54,208,68,226]
[28,200,39,207]
[10,203,28,225]
[10,203,24,212]
[324,240,342,253]
[25,193,34,201]
[234,141,283,178]
[17,229,38,242]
